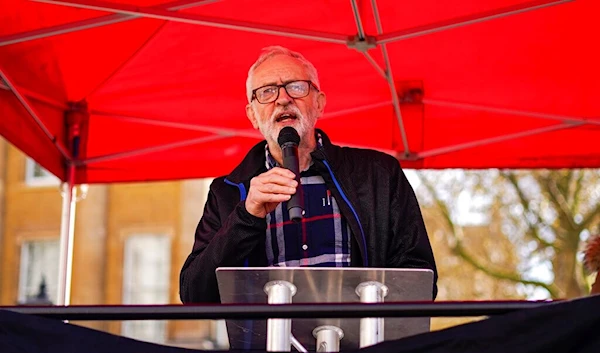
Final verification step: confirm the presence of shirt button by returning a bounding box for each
[302,244,308,250]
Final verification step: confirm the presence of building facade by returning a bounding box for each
[0,137,221,349]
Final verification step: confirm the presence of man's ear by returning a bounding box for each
[316,91,327,116]
[246,103,259,129]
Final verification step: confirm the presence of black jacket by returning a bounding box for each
[179,130,438,303]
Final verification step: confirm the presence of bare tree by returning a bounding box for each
[415,169,600,299]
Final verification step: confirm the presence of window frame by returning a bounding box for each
[24,158,60,187]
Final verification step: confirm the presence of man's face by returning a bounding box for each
[246,55,326,147]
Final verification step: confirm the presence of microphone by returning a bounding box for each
[277,126,304,222]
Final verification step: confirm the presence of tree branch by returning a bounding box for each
[542,175,577,231]
[501,171,557,249]
[569,171,584,213]
[453,241,560,298]
[417,172,455,230]
[419,172,560,298]
[579,201,600,230]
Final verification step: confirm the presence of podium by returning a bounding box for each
[216,267,434,351]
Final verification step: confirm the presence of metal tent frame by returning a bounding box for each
[0,0,577,306]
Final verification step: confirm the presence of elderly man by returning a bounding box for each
[179,46,437,303]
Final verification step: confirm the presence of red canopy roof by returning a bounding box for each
[1,0,598,184]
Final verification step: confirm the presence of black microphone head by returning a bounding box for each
[277,126,300,147]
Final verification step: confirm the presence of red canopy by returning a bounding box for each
[1,0,598,184]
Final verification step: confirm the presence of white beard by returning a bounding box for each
[254,104,318,147]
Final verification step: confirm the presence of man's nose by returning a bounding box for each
[275,86,292,105]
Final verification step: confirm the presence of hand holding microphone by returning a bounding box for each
[244,127,304,221]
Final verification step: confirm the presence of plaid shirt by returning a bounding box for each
[264,136,352,267]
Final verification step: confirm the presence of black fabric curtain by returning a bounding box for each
[1,295,599,353]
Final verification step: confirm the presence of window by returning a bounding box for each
[18,239,60,305]
[25,158,60,186]
[122,234,171,344]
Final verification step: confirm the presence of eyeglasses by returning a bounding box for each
[251,80,319,104]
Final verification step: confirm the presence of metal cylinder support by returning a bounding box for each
[313,325,344,352]
[356,281,389,348]
[264,280,297,352]
[57,164,76,306]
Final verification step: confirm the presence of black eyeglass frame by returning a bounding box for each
[251,80,319,104]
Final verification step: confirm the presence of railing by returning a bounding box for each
[2,300,555,321]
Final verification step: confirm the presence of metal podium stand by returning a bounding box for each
[216,267,434,351]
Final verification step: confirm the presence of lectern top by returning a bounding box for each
[216,267,434,350]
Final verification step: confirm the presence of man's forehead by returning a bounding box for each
[252,55,308,85]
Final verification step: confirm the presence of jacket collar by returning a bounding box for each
[226,128,339,184]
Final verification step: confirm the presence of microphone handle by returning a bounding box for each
[281,142,304,222]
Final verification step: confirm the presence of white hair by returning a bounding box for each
[246,46,320,103]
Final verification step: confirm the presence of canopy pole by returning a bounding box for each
[56,102,85,306]
[81,134,230,166]
[370,0,411,156]
[0,68,71,160]
[0,0,213,47]
[423,99,596,125]
[376,0,572,45]
[57,163,76,306]
[415,122,583,160]
[33,0,348,44]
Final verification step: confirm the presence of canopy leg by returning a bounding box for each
[57,163,76,306]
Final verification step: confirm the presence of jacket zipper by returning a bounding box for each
[322,160,369,266]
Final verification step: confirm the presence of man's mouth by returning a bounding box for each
[275,113,298,123]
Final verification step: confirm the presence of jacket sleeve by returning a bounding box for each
[388,163,439,300]
[179,180,267,303]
